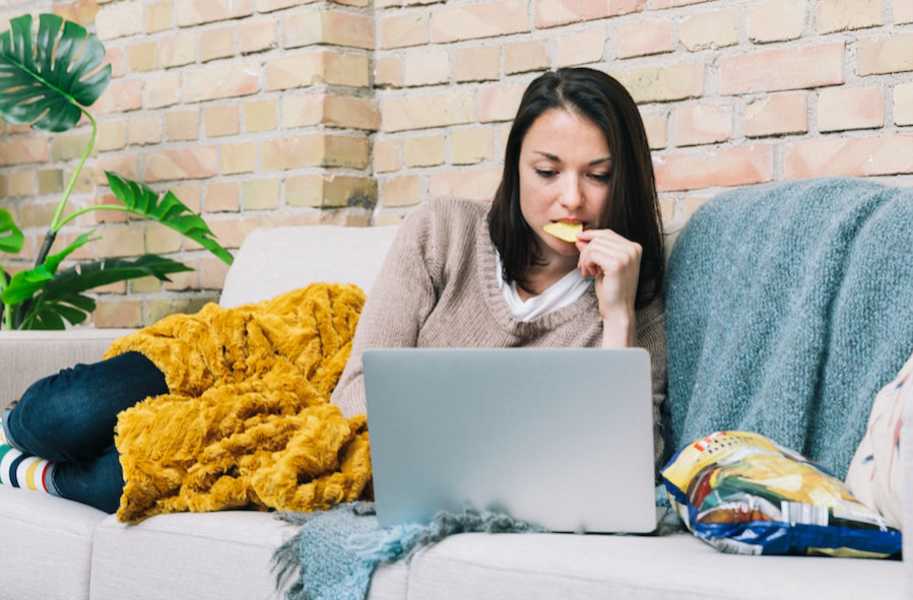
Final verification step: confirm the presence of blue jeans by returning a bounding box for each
[4,352,168,513]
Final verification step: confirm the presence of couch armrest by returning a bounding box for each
[0,329,136,411]
[905,382,913,596]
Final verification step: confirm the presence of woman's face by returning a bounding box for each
[518,107,612,269]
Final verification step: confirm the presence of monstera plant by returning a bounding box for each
[0,13,232,330]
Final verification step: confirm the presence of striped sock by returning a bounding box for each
[0,444,57,495]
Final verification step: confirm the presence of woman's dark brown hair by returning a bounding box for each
[487,67,664,309]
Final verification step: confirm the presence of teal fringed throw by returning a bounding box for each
[665,177,913,478]
[272,503,542,600]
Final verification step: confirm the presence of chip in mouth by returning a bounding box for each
[543,221,583,243]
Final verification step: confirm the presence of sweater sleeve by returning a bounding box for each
[331,204,440,417]
[635,299,667,469]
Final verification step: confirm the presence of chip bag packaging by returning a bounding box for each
[661,431,901,558]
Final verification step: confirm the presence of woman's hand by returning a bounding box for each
[575,228,641,319]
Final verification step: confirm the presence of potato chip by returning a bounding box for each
[543,221,582,243]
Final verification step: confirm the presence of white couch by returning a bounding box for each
[1,220,910,600]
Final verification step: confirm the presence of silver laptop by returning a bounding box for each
[363,348,657,533]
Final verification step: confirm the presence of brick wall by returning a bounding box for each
[1,0,911,327]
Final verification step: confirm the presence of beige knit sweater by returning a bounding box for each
[331,197,667,462]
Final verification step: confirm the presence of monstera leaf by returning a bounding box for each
[16,255,192,330]
[0,208,23,253]
[106,172,234,265]
[0,13,111,132]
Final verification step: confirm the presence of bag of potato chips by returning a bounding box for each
[661,431,901,558]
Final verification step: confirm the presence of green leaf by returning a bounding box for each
[0,14,111,132]
[105,172,234,265]
[0,208,24,253]
[16,255,191,330]
[0,231,93,305]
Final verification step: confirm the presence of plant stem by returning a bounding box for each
[55,205,131,230]
[50,107,97,234]
[0,270,9,331]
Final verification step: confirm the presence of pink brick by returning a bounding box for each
[144,72,181,109]
[641,112,667,149]
[743,92,808,137]
[430,1,528,43]
[817,86,884,132]
[94,79,143,114]
[816,0,882,33]
[784,135,913,179]
[749,0,806,43]
[555,26,606,67]
[615,18,675,59]
[672,104,732,147]
[894,83,913,126]
[184,62,259,102]
[0,138,49,166]
[105,47,127,78]
[379,11,430,49]
[897,3,913,24]
[857,34,913,76]
[648,0,710,8]
[534,0,644,29]
[720,43,844,95]
[478,82,527,123]
[240,18,277,54]
[145,147,219,181]
[654,144,774,192]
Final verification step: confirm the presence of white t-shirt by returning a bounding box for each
[495,251,593,322]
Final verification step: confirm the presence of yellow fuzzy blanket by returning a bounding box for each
[104,283,371,523]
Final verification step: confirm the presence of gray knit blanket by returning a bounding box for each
[665,177,913,479]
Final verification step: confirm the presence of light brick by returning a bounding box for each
[37,169,63,194]
[146,147,219,182]
[816,0,882,33]
[672,104,732,146]
[555,26,606,67]
[505,41,549,74]
[379,12,430,49]
[143,298,215,325]
[403,47,449,86]
[324,52,371,87]
[0,138,49,166]
[615,18,675,58]
[896,3,913,24]
[404,135,446,167]
[104,47,127,78]
[7,171,35,197]
[719,43,844,94]
[680,10,739,51]
[451,126,493,164]
[206,181,241,212]
[857,35,913,76]
[323,95,379,130]
[145,0,173,33]
[171,182,203,213]
[282,95,324,128]
[240,18,277,54]
[160,32,196,68]
[817,86,884,132]
[144,72,181,109]
[381,91,475,132]
[649,0,711,8]
[266,51,369,90]
[241,179,281,210]
[53,1,100,26]
[165,109,200,141]
[94,301,142,328]
[256,0,320,11]
[127,42,157,72]
[284,10,374,50]
[373,139,402,173]
[641,112,668,149]
[534,0,644,29]
[784,135,913,178]
[221,142,259,174]
[94,226,145,258]
[325,136,370,169]
[176,0,253,26]
[376,56,404,87]
[184,62,259,102]
[127,114,163,145]
[204,217,263,250]
[18,202,56,228]
[145,224,182,253]
[429,167,501,201]
[197,257,230,290]
[51,133,89,161]
[894,83,913,126]
[286,175,377,208]
[430,1,529,43]
[98,120,128,151]
[243,99,278,132]
[93,154,140,185]
[452,46,500,83]
[611,63,704,103]
[96,1,143,40]
[94,79,143,114]
[743,92,808,137]
[200,28,235,63]
[478,82,527,123]
[654,144,774,191]
[204,105,241,137]
[749,0,805,43]
[380,175,422,207]
[261,135,368,170]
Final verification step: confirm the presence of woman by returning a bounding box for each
[1,67,665,514]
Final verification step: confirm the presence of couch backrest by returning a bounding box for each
[220,212,688,307]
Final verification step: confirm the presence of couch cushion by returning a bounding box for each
[220,225,399,308]
[407,532,904,600]
[0,486,106,600]
[89,510,407,600]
